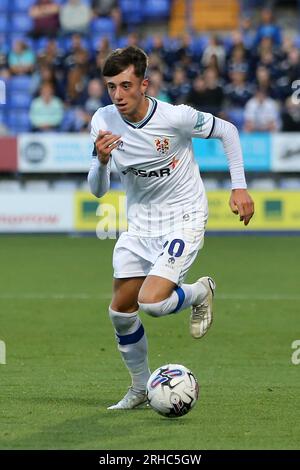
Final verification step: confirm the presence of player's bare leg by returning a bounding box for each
[108,277,150,410]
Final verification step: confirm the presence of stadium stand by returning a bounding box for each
[0,0,300,196]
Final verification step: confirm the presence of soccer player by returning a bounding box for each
[88,46,254,410]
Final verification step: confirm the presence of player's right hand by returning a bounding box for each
[95,130,121,165]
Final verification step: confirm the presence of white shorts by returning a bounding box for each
[113,228,205,285]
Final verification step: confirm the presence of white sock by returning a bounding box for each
[139,282,208,317]
[109,306,150,393]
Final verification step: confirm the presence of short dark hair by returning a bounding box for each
[102,46,148,78]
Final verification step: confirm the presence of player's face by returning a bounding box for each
[104,65,149,121]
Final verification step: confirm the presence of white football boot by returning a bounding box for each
[107,387,147,410]
[190,276,216,339]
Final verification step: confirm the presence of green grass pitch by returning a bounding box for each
[0,235,299,450]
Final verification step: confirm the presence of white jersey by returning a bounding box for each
[90,98,215,237]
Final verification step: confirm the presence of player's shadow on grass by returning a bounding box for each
[3,398,190,449]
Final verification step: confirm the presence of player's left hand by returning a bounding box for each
[229,189,254,226]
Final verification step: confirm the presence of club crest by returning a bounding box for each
[155,137,170,155]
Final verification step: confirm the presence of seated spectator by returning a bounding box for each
[167,67,191,104]
[227,43,250,79]
[29,81,64,131]
[185,75,207,110]
[147,70,170,103]
[0,34,8,75]
[201,35,226,73]
[91,0,121,32]
[255,66,278,99]
[244,89,281,132]
[30,62,64,99]
[225,70,254,108]
[186,68,224,116]
[30,0,60,39]
[38,39,64,70]
[8,40,35,76]
[254,8,282,47]
[68,78,106,131]
[282,96,300,132]
[63,33,89,71]
[89,37,112,78]
[60,0,91,35]
[240,15,256,49]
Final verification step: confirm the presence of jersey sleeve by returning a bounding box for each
[88,110,111,198]
[177,104,215,139]
[90,110,106,142]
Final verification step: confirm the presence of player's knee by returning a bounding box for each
[138,301,162,317]
[110,300,139,313]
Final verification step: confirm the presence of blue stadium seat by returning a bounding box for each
[8,75,32,92]
[191,35,209,56]
[8,91,32,108]
[0,109,6,124]
[11,13,33,33]
[227,108,245,130]
[143,0,170,19]
[33,37,50,53]
[119,0,143,25]
[13,0,36,11]
[6,108,31,133]
[0,0,10,12]
[0,16,9,34]
[91,18,116,39]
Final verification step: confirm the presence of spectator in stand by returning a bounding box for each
[244,89,281,132]
[255,65,278,99]
[62,34,89,105]
[282,96,300,132]
[167,66,191,104]
[226,43,250,79]
[30,62,64,99]
[8,40,35,76]
[256,46,281,81]
[147,70,170,103]
[284,47,300,85]
[89,37,112,78]
[201,35,226,73]
[63,33,89,71]
[70,78,106,131]
[225,70,254,109]
[202,67,224,115]
[149,34,172,67]
[38,40,64,69]
[185,75,207,110]
[254,8,282,46]
[186,68,224,116]
[0,35,8,77]
[60,0,92,35]
[240,15,256,49]
[30,0,60,39]
[29,81,64,131]
[91,0,121,33]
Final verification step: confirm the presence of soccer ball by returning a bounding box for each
[146,364,199,418]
